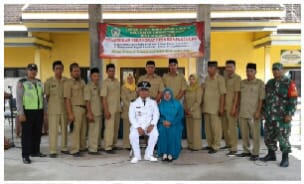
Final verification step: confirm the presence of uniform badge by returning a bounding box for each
[28,83,33,89]
[137,111,142,117]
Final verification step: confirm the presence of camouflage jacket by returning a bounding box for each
[263,76,297,121]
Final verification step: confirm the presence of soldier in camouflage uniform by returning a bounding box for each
[260,62,298,167]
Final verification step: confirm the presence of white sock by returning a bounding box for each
[168,154,172,160]
[163,154,167,159]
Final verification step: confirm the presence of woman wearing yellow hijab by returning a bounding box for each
[121,73,137,150]
[184,74,203,151]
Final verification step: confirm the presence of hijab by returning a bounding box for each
[123,73,136,91]
[186,74,199,92]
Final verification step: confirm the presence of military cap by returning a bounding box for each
[208,61,218,67]
[272,62,283,70]
[137,81,151,90]
[246,63,256,70]
[27,63,38,70]
[169,58,178,64]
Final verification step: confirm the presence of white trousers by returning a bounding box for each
[129,127,159,160]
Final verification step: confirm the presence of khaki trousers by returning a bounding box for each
[88,115,102,152]
[222,111,238,151]
[239,117,260,155]
[70,106,87,154]
[104,112,120,151]
[204,113,222,150]
[48,114,68,154]
[122,118,131,149]
[186,117,202,150]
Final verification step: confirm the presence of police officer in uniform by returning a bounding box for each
[138,60,165,103]
[162,58,187,100]
[44,60,69,158]
[84,68,102,154]
[16,63,46,164]
[222,60,241,156]
[129,81,160,164]
[64,63,87,157]
[100,63,121,154]
[237,63,265,161]
[260,62,298,167]
[202,61,226,154]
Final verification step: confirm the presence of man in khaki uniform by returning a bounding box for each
[237,63,265,161]
[100,63,121,154]
[162,58,187,100]
[44,60,68,158]
[84,68,102,155]
[138,60,165,103]
[222,60,241,156]
[202,61,226,154]
[64,63,87,157]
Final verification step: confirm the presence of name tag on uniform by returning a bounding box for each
[51,84,57,88]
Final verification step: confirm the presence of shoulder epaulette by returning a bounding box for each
[19,78,27,83]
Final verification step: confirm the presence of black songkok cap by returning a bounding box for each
[208,61,218,67]
[246,63,256,70]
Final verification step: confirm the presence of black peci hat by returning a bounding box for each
[207,61,218,67]
[246,63,256,70]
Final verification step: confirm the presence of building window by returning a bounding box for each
[4,68,27,78]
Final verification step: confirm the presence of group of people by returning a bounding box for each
[15,58,297,168]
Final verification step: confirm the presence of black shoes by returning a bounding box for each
[236,152,251,157]
[220,145,232,150]
[72,152,82,157]
[88,151,100,155]
[226,151,237,156]
[105,150,116,154]
[260,150,276,161]
[280,153,289,167]
[61,150,70,154]
[208,148,217,154]
[22,157,31,164]
[31,153,47,157]
[202,146,211,150]
[80,148,88,152]
[49,154,57,158]
[250,155,259,161]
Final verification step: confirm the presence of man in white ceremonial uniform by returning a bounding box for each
[129,81,160,164]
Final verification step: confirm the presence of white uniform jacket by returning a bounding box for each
[129,97,160,130]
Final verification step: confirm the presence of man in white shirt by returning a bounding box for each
[129,81,160,164]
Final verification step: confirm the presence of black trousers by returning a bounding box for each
[21,109,44,158]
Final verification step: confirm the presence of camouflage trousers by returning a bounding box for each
[264,120,291,153]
